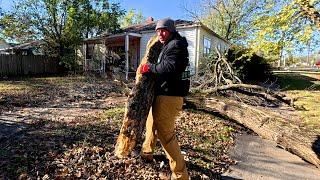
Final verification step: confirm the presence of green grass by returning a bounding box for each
[101,107,125,126]
[286,91,320,131]
[0,81,31,91]
[0,76,83,93]
[0,76,96,90]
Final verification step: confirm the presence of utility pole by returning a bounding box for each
[307,40,310,66]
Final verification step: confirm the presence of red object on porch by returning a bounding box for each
[316,60,320,67]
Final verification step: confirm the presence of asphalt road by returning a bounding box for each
[222,134,320,180]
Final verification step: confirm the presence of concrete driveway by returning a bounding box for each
[222,134,320,180]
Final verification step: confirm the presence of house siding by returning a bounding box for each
[196,27,230,75]
[198,27,230,58]
[82,21,231,77]
[178,27,197,75]
[139,27,198,75]
[139,32,155,64]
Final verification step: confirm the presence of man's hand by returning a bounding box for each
[140,63,151,74]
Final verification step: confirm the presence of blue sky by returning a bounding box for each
[1,0,196,20]
[118,0,195,20]
[0,0,12,11]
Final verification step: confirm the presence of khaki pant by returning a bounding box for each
[142,96,189,180]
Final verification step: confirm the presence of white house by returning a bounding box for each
[81,18,230,79]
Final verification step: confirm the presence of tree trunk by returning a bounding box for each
[114,36,162,158]
[185,95,320,168]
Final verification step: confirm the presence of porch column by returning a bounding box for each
[102,40,106,74]
[83,43,87,72]
[125,33,130,80]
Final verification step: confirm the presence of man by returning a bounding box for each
[138,18,190,180]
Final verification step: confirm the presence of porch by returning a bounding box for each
[83,32,142,80]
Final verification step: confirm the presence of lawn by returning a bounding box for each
[274,72,320,133]
[2,73,317,178]
[0,75,238,179]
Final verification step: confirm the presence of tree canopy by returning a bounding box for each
[0,0,125,70]
[120,9,145,28]
[186,0,320,62]
[249,0,320,61]
[199,0,263,43]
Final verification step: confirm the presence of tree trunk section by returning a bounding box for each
[114,36,162,158]
[185,96,320,168]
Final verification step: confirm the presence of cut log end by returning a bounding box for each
[114,134,136,158]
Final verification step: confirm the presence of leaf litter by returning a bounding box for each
[0,76,240,179]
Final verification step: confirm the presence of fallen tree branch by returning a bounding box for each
[184,96,320,168]
[192,46,241,91]
[201,83,294,107]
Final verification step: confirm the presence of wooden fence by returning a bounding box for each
[0,54,59,77]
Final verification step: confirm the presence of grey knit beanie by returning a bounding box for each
[155,18,176,32]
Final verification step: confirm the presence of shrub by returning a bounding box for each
[226,45,272,82]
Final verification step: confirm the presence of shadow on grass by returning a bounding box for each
[180,144,232,179]
[274,73,320,91]
[0,119,118,179]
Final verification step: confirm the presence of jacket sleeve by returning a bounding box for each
[149,42,186,74]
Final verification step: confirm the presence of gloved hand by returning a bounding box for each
[140,63,151,74]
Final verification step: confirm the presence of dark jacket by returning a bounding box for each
[149,32,190,96]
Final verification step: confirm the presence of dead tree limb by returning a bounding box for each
[114,36,162,158]
[192,46,241,91]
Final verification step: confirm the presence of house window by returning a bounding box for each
[203,37,211,56]
[217,44,221,52]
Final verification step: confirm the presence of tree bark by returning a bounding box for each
[114,36,162,158]
[185,95,320,168]
[202,84,294,106]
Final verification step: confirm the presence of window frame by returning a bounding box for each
[203,36,211,56]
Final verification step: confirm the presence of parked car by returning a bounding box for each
[316,60,320,68]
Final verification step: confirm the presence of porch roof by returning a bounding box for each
[83,32,142,44]
[84,19,229,44]
[83,19,195,43]
[1,40,44,51]
[108,19,194,34]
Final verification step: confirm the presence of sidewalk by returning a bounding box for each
[222,134,320,180]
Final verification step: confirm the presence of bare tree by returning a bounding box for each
[182,0,263,43]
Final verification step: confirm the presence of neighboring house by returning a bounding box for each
[1,40,44,55]
[0,39,12,54]
[80,17,230,78]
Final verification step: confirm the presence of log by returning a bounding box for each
[185,95,320,168]
[202,84,294,106]
[114,36,162,158]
